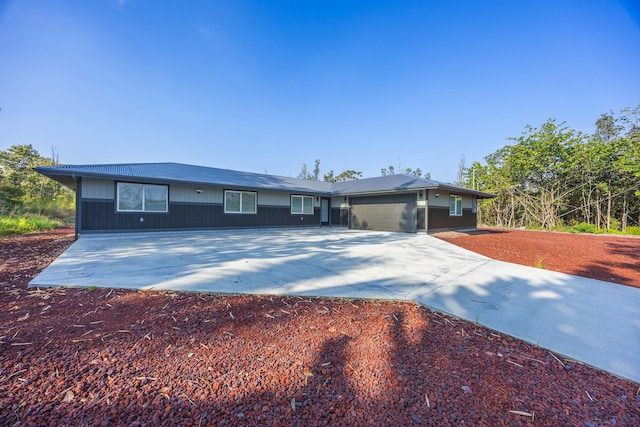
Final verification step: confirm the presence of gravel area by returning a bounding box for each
[435,228,640,288]
[1,228,639,426]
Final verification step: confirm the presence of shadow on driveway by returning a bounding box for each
[29,227,640,383]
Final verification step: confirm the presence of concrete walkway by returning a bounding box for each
[30,228,640,383]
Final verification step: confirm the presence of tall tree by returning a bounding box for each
[456,154,466,186]
[468,105,640,232]
[0,144,73,210]
[324,170,362,182]
[311,159,320,181]
[298,159,321,181]
[381,165,395,176]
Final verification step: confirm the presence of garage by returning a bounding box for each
[349,193,417,233]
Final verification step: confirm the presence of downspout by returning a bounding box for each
[74,175,81,240]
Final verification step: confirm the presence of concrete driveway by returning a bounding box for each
[30,228,640,383]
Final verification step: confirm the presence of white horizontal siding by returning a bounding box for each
[82,178,114,200]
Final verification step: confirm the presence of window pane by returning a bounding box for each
[118,183,143,211]
[291,196,302,213]
[226,191,241,212]
[450,195,462,216]
[145,185,168,212]
[302,196,313,214]
[241,192,256,213]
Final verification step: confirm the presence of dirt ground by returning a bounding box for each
[435,228,640,289]
[1,228,639,426]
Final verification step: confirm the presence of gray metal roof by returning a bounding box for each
[34,162,495,198]
[331,174,438,194]
[331,174,494,198]
[34,163,333,194]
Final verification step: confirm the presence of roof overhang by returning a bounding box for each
[34,163,496,199]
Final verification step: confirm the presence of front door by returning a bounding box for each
[321,198,330,225]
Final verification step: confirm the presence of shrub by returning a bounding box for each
[571,222,599,234]
[625,226,640,236]
[0,215,63,237]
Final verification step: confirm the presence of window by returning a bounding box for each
[225,190,257,214]
[291,195,314,214]
[117,183,168,212]
[449,195,463,216]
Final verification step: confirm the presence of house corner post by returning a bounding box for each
[75,176,82,240]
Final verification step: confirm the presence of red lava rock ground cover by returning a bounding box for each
[1,229,639,426]
[435,228,640,289]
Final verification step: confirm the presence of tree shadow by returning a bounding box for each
[571,241,640,287]
[4,282,640,426]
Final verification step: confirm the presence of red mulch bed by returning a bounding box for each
[1,228,639,426]
[435,228,640,289]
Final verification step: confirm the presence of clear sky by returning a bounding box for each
[1,0,639,182]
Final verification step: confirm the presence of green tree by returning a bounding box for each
[0,144,74,215]
[323,170,335,182]
[324,170,362,182]
[468,106,640,232]
[380,166,395,176]
[298,159,321,181]
[381,165,429,178]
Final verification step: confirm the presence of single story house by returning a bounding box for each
[35,162,494,236]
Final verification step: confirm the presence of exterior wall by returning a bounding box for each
[259,190,293,207]
[417,208,426,230]
[82,178,114,200]
[78,177,479,233]
[330,208,349,226]
[170,184,222,204]
[80,200,321,231]
[417,189,427,230]
[427,207,476,231]
[79,178,322,232]
[330,196,349,226]
[428,190,474,209]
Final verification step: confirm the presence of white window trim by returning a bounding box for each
[224,190,257,214]
[449,194,463,216]
[116,182,168,213]
[291,195,314,215]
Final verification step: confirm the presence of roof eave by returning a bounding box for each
[33,166,332,195]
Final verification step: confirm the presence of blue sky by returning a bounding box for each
[1,0,639,182]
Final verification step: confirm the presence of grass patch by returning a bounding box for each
[558,222,640,236]
[625,226,640,236]
[0,215,64,237]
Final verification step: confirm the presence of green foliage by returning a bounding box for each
[324,169,363,182]
[625,226,640,236]
[570,222,601,234]
[0,144,75,224]
[0,215,63,237]
[381,165,430,179]
[468,105,640,233]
